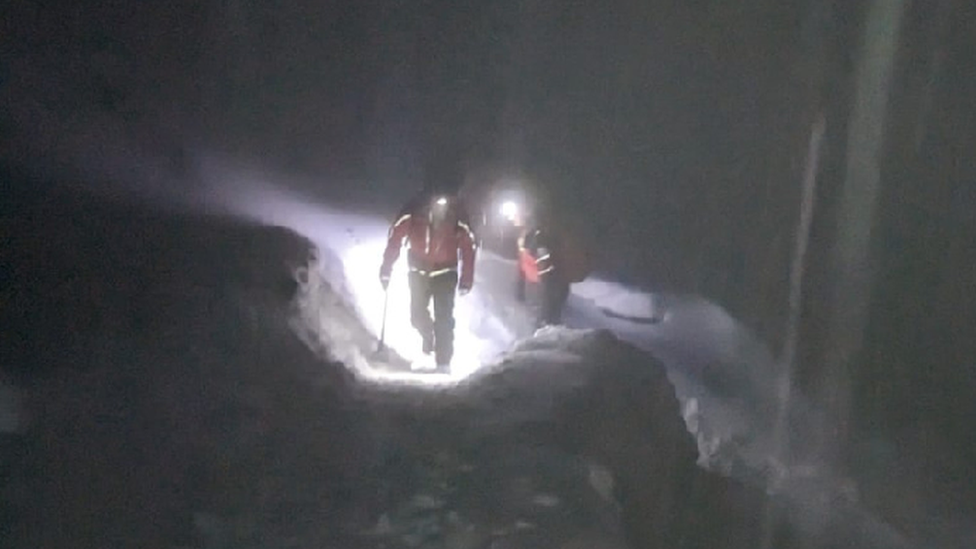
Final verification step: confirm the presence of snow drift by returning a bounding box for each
[289,242,762,548]
[0,190,371,548]
[1,181,925,549]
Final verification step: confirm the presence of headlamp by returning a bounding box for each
[500,200,518,222]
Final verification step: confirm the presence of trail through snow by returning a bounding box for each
[206,178,783,469]
[194,174,923,549]
[212,181,686,376]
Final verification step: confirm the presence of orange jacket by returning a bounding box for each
[519,248,540,283]
[518,225,591,284]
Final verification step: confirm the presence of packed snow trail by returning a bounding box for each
[210,178,774,379]
[197,177,816,491]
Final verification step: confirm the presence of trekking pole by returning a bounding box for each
[376,286,390,354]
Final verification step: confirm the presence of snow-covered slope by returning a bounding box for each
[211,178,778,469]
[203,175,928,549]
[2,173,931,548]
[0,190,375,548]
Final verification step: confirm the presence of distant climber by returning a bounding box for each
[516,207,591,328]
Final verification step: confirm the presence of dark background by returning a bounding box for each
[3,0,975,531]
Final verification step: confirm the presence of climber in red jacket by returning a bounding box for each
[380,183,477,370]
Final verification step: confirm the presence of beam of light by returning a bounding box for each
[499,200,519,222]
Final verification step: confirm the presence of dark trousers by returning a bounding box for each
[517,266,570,328]
[539,273,570,327]
[408,270,458,364]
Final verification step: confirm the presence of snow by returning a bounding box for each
[204,175,775,463]
[215,181,661,376]
[571,279,664,322]
[193,171,930,549]
[211,178,530,384]
[206,177,787,501]
[4,172,939,549]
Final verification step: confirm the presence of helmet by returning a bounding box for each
[427,190,455,226]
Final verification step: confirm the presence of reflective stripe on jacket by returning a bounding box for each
[381,196,477,289]
[518,227,555,282]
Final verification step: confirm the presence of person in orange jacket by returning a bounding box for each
[516,207,589,328]
[380,183,477,370]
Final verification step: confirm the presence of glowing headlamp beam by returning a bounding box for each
[500,200,519,221]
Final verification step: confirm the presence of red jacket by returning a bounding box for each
[381,195,477,289]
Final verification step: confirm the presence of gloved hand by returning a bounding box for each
[379,266,391,289]
[458,285,471,296]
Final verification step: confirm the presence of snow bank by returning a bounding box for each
[449,327,707,547]
[212,177,514,382]
[193,174,924,549]
[1,192,373,548]
[290,245,386,376]
[449,326,918,549]
[572,279,664,322]
[355,440,629,549]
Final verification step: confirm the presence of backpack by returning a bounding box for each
[554,233,592,283]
